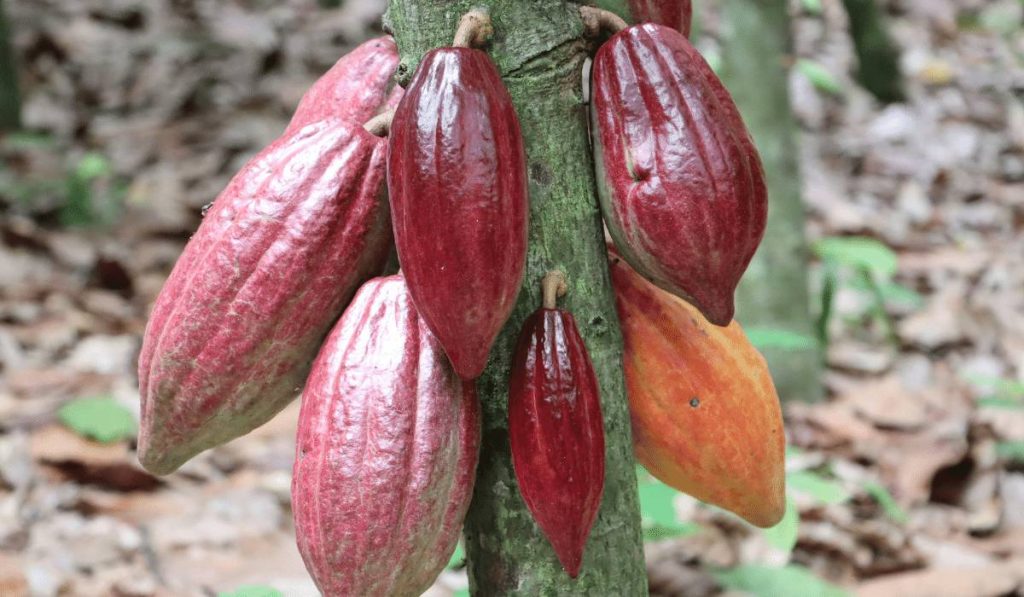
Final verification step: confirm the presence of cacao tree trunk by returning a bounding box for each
[385,2,647,594]
[718,0,825,403]
[0,0,20,131]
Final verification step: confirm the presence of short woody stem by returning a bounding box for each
[541,271,568,309]
[452,10,493,48]
[579,6,628,37]
[363,109,395,137]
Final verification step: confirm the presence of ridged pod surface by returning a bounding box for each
[388,47,528,379]
[592,23,767,326]
[292,276,480,596]
[286,36,399,134]
[137,119,391,475]
[628,0,693,36]
[610,253,785,527]
[509,307,605,578]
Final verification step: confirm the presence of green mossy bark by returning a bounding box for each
[719,0,824,403]
[0,0,20,131]
[384,2,647,595]
[842,0,904,104]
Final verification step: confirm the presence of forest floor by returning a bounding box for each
[1,0,1023,595]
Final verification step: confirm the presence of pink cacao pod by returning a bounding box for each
[591,23,767,326]
[286,36,399,134]
[137,118,391,475]
[628,0,693,36]
[292,275,480,596]
[509,278,605,578]
[387,47,528,380]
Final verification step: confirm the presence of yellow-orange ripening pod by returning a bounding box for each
[610,252,785,527]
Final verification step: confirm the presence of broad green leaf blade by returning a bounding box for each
[977,397,1024,410]
[997,441,1024,464]
[801,0,823,15]
[217,586,284,597]
[637,473,701,541]
[447,540,466,569]
[762,495,799,552]
[812,237,898,279]
[715,565,849,597]
[862,481,908,524]
[58,396,137,443]
[796,59,844,95]
[745,327,819,351]
[787,471,851,505]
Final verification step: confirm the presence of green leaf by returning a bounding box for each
[862,481,908,524]
[745,327,818,351]
[977,397,1024,410]
[997,441,1024,463]
[963,373,1024,400]
[58,396,137,443]
[217,586,284,597]
[879,282,924,308]
[715,565,849,597]
[787,471,850,505]
[75,153,111,180]
[453,590,471,597]
[796,59,844,95]
[762,495,799,552]
[813,237,898,279]
[817,264,837,347]
[703,48,723,74]
[1,131,56,150]
[638,477,700,541]
[447,540,466,569]
[801,0,823,14]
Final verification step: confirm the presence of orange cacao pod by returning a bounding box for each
[611,253,785,527]
[292,276,480,596]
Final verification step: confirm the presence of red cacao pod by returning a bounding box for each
[286,36,399,134]
[610,253,785,528]
[592,23,767,326]
[387,47,528,380]
[292,275,480,596]
[509,276,605,578]
[628,0,693,36]
[137,119,391,475]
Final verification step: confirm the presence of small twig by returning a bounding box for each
[579,6,628,37]
[363,109,395,137]
[453,9,493,48]
[541,271,568,309]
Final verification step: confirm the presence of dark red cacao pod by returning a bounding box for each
[628,0,693,36]
[509,307,605,578]
[387,47,528,379]
[591,24,767,326]
[137,119,391,475]
[292,275,480,596]
[286,36,399,134]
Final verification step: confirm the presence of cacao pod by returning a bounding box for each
[610,253,785,527]
[286,36,399,134]
[292,275,480,596]
[388,47,528,380]
[628,0,692,37]
[509,279,605,578]
[137,119,391,475]
[592,23,767,326]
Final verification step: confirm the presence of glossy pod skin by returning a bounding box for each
[286,36,399,134]
[628,0,692,36]
[592,23,767,326]
[611,253,785,527]
[137,119,391,475]
[509,307,605,578]
[388,47,528,379]
[292,276,480,597]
